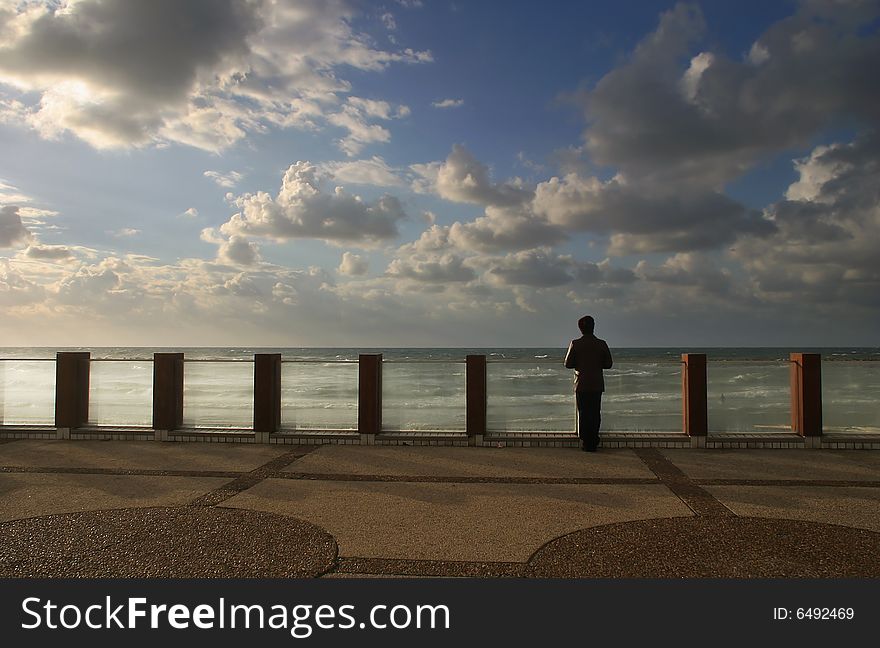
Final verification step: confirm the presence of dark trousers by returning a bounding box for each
[576,390,602,448]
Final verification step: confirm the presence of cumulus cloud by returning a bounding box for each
[386,253,476,283]
[581,2,880,188]
[0,205,32,247]
[448,204,566,253]
[203,170,244,188]
[635,252,731,295]
[201,228,260,266]
[411,144,532,206]
[338,251,368,275]
[533,173,773,254]
[732,133,880,307]
[0,0,431,151]
[0,260,45,306]
[432,98,464,109]
[219,161,406,246]
[483,249,575,288]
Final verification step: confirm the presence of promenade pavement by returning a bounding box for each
[1,440,878,577]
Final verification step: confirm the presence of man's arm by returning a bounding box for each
[564,341,576,369]
[602,341,613,369]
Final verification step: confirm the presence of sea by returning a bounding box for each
[1,347,878,434]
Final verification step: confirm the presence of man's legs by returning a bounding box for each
[576,391,602,450]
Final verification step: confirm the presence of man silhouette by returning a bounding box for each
[564,315,613,452]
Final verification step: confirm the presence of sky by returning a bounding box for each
[1,0,879,348]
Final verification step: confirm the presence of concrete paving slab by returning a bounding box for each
[0,440,287,472]
[661,449,880,481]
[285,445,654,479]
[223,479,692,562]
[0,474,227,522]
[706,485,880,532]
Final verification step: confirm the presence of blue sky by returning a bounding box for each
[1,0,879,347]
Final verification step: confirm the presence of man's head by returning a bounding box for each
[578,315,595,335]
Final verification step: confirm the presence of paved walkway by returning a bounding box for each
[1,440,878,577]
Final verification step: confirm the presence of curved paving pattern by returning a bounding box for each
[0,506,337,578]
[527,516,880,578]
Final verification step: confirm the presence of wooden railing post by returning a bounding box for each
[466,355,487,442]
[682,353,707,443]
[791,353,822,445]
[254,353,281,441]
[358,354,382,442]
[153,353,183,437]
[55,351,90,435]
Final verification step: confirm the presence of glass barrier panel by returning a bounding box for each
[281,362,358,430]
[707,361,790,433]
[823,361,880,433]
[603,361,681,432]
[183,361,253,429]
[88,360,153,427]
[382,362,465,431]
[486,362,574,432]
[0,360,56,425]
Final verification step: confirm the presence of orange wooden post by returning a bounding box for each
[466,355,487,438]
[55,351,90,429]
[254,353,281,435]
[153,352,183,431]
[790,353,822,438]
[358,354,382,437]
[682,353,707,437]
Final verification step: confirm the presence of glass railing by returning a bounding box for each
[382,361,466,431]
[603,361,681,432]
[89,359,153,427]
[1,354,876,435]
[182,360,253,429]
[486,361,575,433]
[0,359,55,425]
[823,360,880,434]
[281,361,358,431]
[707,361,790,433]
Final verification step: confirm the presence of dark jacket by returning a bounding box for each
[564,335,613,392]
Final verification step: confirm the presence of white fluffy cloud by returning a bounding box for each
[411,144,532,206]
[0,0,431,151]
[386,253,475,283]
[447,204,566,253]
[219,161,406,246]
[338,251,368,275]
